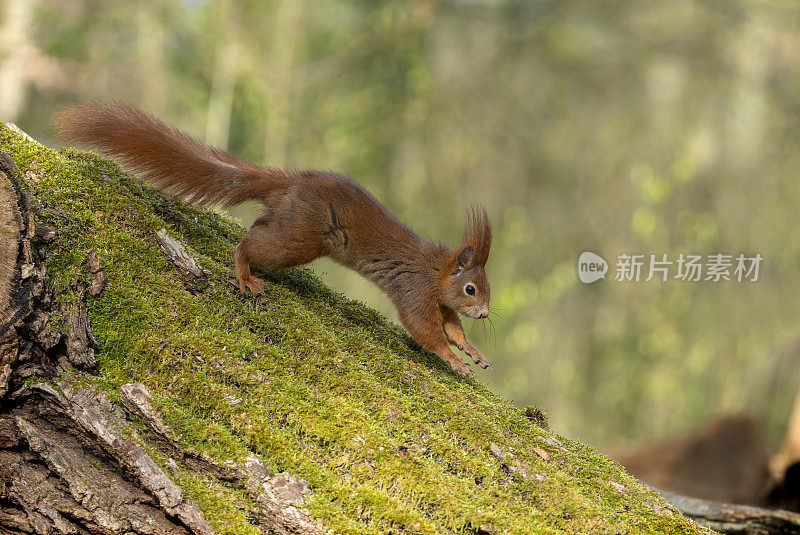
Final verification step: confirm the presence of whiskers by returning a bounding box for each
[489,304,508,320]
[484,315,497,348]
[490,309,505,320]
[467,312,500,349]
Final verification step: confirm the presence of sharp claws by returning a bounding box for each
[451,361,473,378]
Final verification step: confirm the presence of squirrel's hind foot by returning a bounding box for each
[238,275,266,295]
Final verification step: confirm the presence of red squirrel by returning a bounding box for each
[55,104,492,377]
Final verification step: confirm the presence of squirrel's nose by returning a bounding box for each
[478,307,489,319]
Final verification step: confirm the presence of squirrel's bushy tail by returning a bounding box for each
[55,103,290,207]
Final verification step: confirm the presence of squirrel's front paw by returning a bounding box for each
[462,344,492,369]
[449,359,474,378]
[473,353,491,369]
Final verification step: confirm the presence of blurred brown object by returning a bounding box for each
[771,390,800,483]
[766,391,800,511]
[612,413,772,505]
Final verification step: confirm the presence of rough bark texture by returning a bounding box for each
[1,383,206,535]
[0,150,33,399]
[154,229,211,295]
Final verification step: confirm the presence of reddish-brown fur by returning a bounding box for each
[55,103,493,376]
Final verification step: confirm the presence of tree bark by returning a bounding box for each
[0,150,34,399]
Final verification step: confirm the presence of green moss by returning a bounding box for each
[1,124,708,534]
[180,472,262,535]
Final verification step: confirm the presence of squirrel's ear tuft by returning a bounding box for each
[461,206,492,267]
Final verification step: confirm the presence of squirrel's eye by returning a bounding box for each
[465,284,476,296]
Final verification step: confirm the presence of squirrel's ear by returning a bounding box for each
[452,245,476,275]
[461,205,492,267]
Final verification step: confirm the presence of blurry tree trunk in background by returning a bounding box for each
[205,0,239,150]
[0,0,33,122]
[137,0,168,115]
[263,0,303,167]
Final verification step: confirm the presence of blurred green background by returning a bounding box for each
[3,0,799,452]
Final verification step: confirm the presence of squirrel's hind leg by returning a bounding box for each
[234,221,326,294]
[235,242,266,294]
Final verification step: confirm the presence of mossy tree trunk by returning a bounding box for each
[0,149,317,535]
[0,123,745,534]
[0,150,205,534]
[0,146,322,534]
